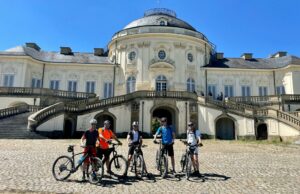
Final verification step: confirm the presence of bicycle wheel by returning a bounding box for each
[185,155,192,180]
[109,155,128,178]
[134,154,145,179]
[87,157,104,184]
[180,153,186,172]
[52,155,73,181]
[155,150,160,170]
[160,155,168,178]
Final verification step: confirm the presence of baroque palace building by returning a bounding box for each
[0,8,299,140]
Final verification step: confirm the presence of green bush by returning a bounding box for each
[151,118,161,135]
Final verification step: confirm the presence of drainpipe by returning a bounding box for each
[185,102,188,131]
[142,101,144,133]
[41,63,45,88]
[204,43,207,65]
[273,70,276,95]
[113,40,118,97]
[205,69,208,96]
[39,63,46,106]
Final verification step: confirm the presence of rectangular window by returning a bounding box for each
[50,80,60,90]
[156,82,167,91]
[224,85,234,97]
[259,86,268,96]
[241,86,251,96]
[276,86,285,95]
[31,78,42,88]
[104,82,113,98]
[86,81,95,93]
[68,81,77,92]
[208,85,217,99]
[3,74,14,87]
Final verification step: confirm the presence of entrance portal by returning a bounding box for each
[256,123,268,140]
[152,106,177,135]
[63,119,73,138]
[216,118,235,140]
[95,114,115,131]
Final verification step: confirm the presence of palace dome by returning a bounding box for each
[123,8,196,31]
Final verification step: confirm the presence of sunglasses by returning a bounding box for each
[188,124,194,126]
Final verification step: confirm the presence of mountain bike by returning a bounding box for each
[129,144,148,178]
[154,140,168,178]
[105,142,128,178]
[180,140,202,180]
[52,145,104,184]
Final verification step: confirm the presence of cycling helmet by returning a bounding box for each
[89,118,97,124]
[132,121,139,126]
[104,120,111,125]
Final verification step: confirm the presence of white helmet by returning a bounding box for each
[89,119,97,125]
[132,121,139,126]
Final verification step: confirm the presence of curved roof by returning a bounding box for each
[123,8,196,31]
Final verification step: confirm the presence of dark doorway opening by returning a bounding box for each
[63,119,73,138]
[216,118,235,140]
[256,123,268,140]
[96,114,115,132]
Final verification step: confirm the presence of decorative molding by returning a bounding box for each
[68,73,80,80]
[4,67,17,74]
[150,58,175,66]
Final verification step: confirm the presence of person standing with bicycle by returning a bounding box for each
[79,118,99,181]
[124,121,149,178]
[96,120,122,173]
[186,121,203,176]
[153,117,176,175]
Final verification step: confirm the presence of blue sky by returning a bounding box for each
[0,0,299,58]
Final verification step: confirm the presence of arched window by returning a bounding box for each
[126,76,136,93]
[156,75,167,91]
[187,78,195,92]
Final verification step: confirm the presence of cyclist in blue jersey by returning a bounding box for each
[153,117,176,174]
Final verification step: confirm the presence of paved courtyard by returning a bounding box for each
[0,139,299,194]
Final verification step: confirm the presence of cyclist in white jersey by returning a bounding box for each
[186,121,203,176]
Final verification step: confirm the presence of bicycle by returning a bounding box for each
[104,142,128,178]
[153,140,168,178]
[129,144,148,179]
[52,145,104,184]
[180,139,203,180]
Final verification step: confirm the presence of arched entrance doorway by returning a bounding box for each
[151,106,177,135]
[216,118,235,140]
[256,123,268,140]
[95,112,115,132]
[63,119,73,138]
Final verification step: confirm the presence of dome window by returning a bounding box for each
[160,20,166,26]
[188,53,193,62]
[158,50,166,60]
[128,51,136,61]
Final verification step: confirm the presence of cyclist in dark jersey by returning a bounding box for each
[124,121,149,178]
[79,118,99,181]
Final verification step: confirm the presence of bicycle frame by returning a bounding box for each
[68,145,95,173]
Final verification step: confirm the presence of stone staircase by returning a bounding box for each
[0,113,47,139]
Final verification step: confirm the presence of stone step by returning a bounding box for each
[0,112,46,139]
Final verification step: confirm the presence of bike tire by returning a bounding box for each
[180,154,186,172]
[134,154,145,179]
[186,155,192,180]
[109,155,128,178]
[155,150,160,170]
[52,155,73,181]
[87,157,104,184]
[160,154,168,178]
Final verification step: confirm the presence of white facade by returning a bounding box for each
[0,8,299,140]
